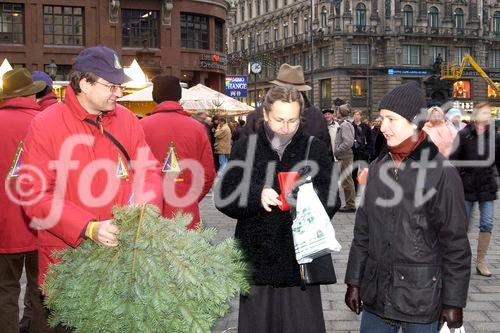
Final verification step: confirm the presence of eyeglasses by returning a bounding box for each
[269,116,300,127]
[94,81,126,93]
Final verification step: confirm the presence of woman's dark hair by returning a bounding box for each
[69,70,99,94]
[263,85,304,116]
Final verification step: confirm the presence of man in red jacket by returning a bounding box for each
[0,68,46,333]
[19,46,163,332]
[31,71,58,110]
[140,75,215,229]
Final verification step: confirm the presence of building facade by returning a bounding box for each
[0,0,229,90]
[227,0,500,118]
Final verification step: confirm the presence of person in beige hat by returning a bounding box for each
[243,64,332,151]
[0,68,46,333]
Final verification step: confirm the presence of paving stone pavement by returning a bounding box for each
[17,194,499,332]
[202,194,500,333]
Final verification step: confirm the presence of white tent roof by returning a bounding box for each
[118,86,199,102]
[182,84,253,115]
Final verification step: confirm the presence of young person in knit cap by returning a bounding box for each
[31,71,58,110]
[140,75,215,229]
[345,81,471,333]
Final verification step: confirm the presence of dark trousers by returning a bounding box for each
[238,285,326,333]
[30,290,73,333]
[0,251,39,333]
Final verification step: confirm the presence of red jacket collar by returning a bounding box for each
[149,101,191,117]
[63,85,117,121]
[38,91,58,110]
[0,96,41,111]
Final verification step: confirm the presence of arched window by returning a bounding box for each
[494,11,500,36]
[428,7,439,30]
[321,6,328,27]
[403,5,413,30]
[355,3,366,30]
[454,8,464,31]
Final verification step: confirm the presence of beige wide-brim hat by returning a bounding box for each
[269,64,311,91]
[0,68,46,99]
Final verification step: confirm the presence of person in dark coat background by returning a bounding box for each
[0,68,46,333]
[242,64,331,151]
[31,71,58,110]
[141,75,215,229]
[450,102,500,277]
[345,81,471,333]
[215,85,340,333]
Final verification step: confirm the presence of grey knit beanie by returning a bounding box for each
[378,81,426,123]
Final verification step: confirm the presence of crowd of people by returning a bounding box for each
[0,45,498,333]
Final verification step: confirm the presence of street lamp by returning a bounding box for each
[366,38,374,120]
[47,59,58,81]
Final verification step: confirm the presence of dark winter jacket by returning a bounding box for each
[243,103,332,154]
[352,122,372,162]
[345,138,471,324]
[215,125,340,287]
[449,124,499,202]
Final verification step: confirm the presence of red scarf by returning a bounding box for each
[389,130,427,167]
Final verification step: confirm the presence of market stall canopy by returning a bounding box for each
[0,58,13,90]
[118,86,199,102]
[123,59,148,89]
[182,84,253,116]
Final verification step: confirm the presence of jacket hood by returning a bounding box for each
[0,96,41,112]
[149,101,191,117]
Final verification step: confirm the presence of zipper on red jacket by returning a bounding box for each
[96,113,104,134]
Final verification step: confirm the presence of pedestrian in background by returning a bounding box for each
[322,108,339,161]
[0,68,46,333]
[450,102,500,277]
[422,106,457,158]
[351,110,372,191]
[215,85,338,333]
[231,119,246,144]
[335,104,356,212]
[345,81,471,333]
[140,75,215,229]
[31,71,58,110]
[446,107,466,132]
[214,117,232,172]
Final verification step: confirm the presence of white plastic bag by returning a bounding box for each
[292,177,341,264]
[439,322,466,333]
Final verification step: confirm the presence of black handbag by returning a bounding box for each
[299,254,337,290]
[296,136,337,290]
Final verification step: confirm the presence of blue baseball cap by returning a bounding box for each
[73,46,131,84]
[31,71,53,88]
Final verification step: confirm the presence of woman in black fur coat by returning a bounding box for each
[214,85,340,333]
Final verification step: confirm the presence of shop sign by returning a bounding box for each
[200,54,226,70]
[387,68,429,75]
[225,75,248,98]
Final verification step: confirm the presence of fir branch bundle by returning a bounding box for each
[43,204,249,333]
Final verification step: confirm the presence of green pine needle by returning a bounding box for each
[43,204,249,333]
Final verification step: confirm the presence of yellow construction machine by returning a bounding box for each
[440,54,500,97]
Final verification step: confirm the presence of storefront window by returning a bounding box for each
[122,9,159,48]
[44,5,84,46]
[180,13,208,50]
[351,78,367,98]
[0,2,24,44]
[452,80,471,99]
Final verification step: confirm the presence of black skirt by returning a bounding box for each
[238,285,326,333]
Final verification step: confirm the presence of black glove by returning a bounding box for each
[439,306,463,329]
[345,284,362,314]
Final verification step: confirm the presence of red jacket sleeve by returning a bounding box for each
[20,118,95,248]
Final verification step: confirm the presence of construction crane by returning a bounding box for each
[440,53,500,96]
